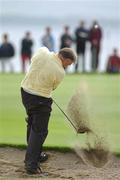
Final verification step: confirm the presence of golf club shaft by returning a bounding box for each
[53,99,77,132]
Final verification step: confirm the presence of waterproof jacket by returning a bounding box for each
[0,43,15,58]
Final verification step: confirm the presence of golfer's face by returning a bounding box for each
[63,59,73,68]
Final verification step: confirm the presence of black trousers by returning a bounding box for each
[21,88,53,169]
[91,46,100,71]
[75,53,85,73]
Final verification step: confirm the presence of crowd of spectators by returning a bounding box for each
[0,20,120,73]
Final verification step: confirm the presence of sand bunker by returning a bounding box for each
[0,147,120,180]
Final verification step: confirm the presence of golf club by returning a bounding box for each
[53,99,78,132]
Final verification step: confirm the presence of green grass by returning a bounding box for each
[0,73,120,153]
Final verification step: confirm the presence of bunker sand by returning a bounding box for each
[0,147,120,180]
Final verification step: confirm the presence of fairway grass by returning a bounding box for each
[0,73,120,153]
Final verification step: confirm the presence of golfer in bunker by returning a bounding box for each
[21,47,76,174]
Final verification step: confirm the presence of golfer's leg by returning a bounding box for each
[25,115,32,144]
[25,111,50,170]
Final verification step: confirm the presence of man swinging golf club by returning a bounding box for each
[21,47,76,174]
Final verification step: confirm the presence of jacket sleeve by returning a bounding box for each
[52,71,64,90]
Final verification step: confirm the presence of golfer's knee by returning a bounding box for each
[32,125,48,139]
[32,121,48,136]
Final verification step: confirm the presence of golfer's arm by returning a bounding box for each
[53,77,62,91]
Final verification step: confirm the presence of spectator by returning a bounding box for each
[107,48,120,73]
[41,27,55,51]
[60,26,73,49]
[89,20,102,72]
[74,20,89,73]
[21,31,33,73]
[0,33,15,73]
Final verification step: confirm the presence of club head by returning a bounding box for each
[77,127,91,134]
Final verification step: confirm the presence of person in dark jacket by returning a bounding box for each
[89,21,102,72]
[0,33,15,73]
[107,48,120,73]
[74,20,89,73]
[21,31,33,73]
[60,26,73,49]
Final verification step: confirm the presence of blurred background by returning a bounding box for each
[0,0,120,73]
[0,0,120,152]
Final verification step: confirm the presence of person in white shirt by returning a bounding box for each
[21,47,76,174]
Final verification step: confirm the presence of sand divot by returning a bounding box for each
[74,131,112,168]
